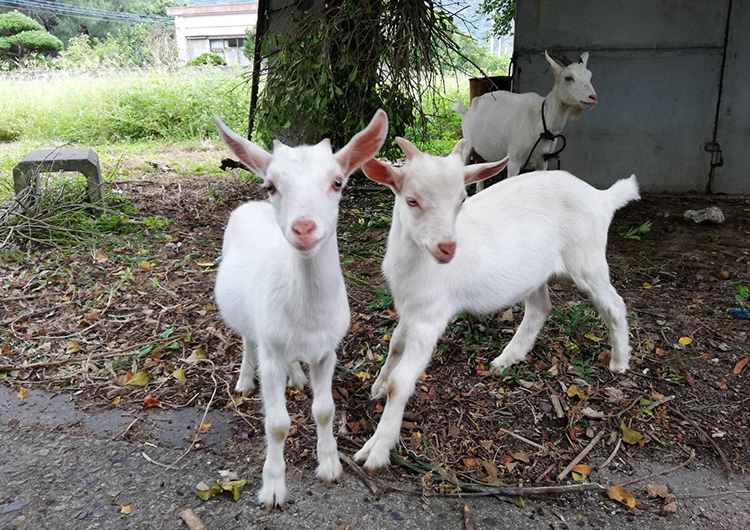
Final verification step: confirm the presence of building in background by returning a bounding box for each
[166,3,258,66]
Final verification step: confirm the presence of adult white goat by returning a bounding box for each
[214,110,389,509]
[454,51,597,188]
[354,139,638,470]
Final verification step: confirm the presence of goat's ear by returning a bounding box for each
[579,51,589,67]
[334,109,389,176]
[362,158,403,192]
[395,137,422,160]
[463,157,509,185]
[215,116,272,176]
[544,50,562,75]
[317,138,332,149]
[450,139,467,158]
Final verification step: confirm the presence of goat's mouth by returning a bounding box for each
[292,238,319,252]
[579,100,597,109]
[429,249,455,264]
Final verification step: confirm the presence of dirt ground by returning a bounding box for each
[1,149,749,515]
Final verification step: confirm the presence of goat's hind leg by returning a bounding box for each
[490,284,551,371]
[235,336,257,394]
[572,270,631,373]
[309,352,343,485]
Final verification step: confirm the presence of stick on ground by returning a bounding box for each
[557,430,604,481]
[180,508,208,530]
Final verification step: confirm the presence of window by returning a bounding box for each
[210,38,245,51]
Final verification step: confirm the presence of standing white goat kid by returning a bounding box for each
[454,51,597,187]
[354,138,638,470]
[214,110,388,508]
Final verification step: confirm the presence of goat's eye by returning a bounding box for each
[263,181,276,195]
[565,75,574,82]
[331,177,344,191]
[406,197,419,207]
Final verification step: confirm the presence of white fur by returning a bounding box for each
[355,140,638,470]
[455,51,597,187]
[214,110,388,508]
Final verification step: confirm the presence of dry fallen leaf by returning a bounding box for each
[112,396,121,405]
[662,501,678,515]
[1,343,11,356]
[126,372,149,386]
[17,387,27,400]
[646,484,671,498]
[66,341,84,354]
[678,336,692,346]
[572,464,591,476]
[172,365,187,382]
[582,407,605,419]
[733,356,749,375]
[120,505,131,515]
[621,422,647,446]
[655,348,668,356]
[606,485,636,508]
[462,458,479,468]
[185,348,208,364]
[567,384,586,400]
[143,396,163,408]
[511,452,530,463]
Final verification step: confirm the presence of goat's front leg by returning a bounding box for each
[371,323,407,400]
[309,352,343,484]
[257,355,291,510]
[354,320,444,470]
[506,158,522,178]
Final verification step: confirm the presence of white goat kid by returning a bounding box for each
[214,110,389,509]
[354,138,638,470]
[454,51,597,187]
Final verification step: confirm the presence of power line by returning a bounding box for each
[0,0,173,24]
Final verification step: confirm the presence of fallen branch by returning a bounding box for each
[622,448,696,487]
[112,417,139,441]
[599,437,622,470]
[669,407,733,478]
[463,504,474,530]
[557,430,604,481]
[498,428,548,454]
[339,452,381,496]
[180,508,208,530]
[645,395,675,411]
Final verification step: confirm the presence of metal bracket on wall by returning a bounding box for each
[704,142,724,167]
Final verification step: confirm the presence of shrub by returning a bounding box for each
[0,11,44,36]
[187,52,226,66]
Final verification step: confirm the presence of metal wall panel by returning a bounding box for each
[713,1,750,194]
[514,0,736,193]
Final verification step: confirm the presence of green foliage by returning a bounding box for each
[478,0,515,37]
[736,285,749,309]
[550,302,600,337]
[0,10,44,36]
[619,220,652,241]
[0,69,248,143]
[55,25,177,69]
[406,87,464,155]
[187,52,226,66]
[0,11,62,67]
[253,0,467,158]
[441,30,509,76]
[243,27,255,61]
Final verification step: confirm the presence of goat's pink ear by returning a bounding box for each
[215,116,272,176]
[362,158,403,192]
[395,137,421,160]
[450,139,467,158]
[544,50,563,75]
[463,156,509,185]
[317,138,332,148]
[334,109,389,176]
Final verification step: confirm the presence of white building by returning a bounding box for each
[167,3,258,66]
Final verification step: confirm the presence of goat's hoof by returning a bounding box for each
[608,361,629,374]
[234,381,255,395]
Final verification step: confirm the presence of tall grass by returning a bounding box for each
[0,68,250,144]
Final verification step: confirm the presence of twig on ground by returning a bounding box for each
[622,448,696,487]
[557,430,605,481]
[645,395,675,411]
[600,437,622,470]
[179,508,208,530]
[535,463,556,484]
[339,452,381,496]
[113,417,139,441]
[669,407,733,478]
[679,490,750,499]
[498,428,548,454]
[463,504,474,530]
[142,360,219,471]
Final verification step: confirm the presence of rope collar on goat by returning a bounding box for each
[520,99,567,173]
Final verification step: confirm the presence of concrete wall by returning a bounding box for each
[515,0,746,194]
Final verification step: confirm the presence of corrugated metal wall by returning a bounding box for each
[515,0,747,194]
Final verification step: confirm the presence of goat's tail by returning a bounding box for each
[604,174,640,211]
[452,100,469,116]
